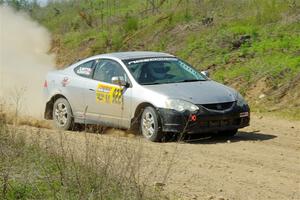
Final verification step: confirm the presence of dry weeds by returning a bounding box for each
[0,104,175,199]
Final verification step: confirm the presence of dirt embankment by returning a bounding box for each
[12,114,300,200]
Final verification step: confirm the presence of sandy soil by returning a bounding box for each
[15,114,300,200]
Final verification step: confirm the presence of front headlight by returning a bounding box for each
[165,99,199,112]
[236,92,248,107]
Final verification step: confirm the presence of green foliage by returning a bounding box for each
[124,14,139,33]
[1,0,38,10]
[12,0,300,115]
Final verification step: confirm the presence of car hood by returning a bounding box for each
[143,80,237,104]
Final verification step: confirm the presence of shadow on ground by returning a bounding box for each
[183,131,277,144]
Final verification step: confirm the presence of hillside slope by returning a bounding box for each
[29,0,300,118]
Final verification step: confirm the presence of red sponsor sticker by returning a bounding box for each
[61,77,70,87]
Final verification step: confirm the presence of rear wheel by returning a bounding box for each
[218,129,238,137]
[53,98,73,130]
[140,107,163,142]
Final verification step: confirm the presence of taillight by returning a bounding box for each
[43,80,48,88]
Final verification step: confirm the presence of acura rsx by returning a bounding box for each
[43,51,250,142]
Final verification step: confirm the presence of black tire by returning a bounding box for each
[218,129,238,137]
[53,98,74,130]
[140,106,163,142]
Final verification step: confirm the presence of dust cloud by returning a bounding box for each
[0,5,55,118]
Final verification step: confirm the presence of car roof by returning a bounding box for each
[66,51,176,70]
[98,51,175,60]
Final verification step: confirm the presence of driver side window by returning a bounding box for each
[93,59,127,84]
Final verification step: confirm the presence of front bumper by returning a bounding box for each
[157,103,250,134]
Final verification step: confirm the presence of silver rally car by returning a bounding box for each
[44,51,250,141]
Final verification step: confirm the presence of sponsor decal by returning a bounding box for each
[76,67,92,75]
[61,77,70,87]
[96,83,123,104]
[128,57,177,64]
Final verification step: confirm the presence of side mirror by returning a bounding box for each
[111,76,129,87]
[201,70,210,78]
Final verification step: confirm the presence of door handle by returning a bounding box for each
[89,88,95,91]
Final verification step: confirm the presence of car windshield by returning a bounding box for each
[123,57,207,85]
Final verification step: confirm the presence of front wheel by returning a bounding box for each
[140,107,163,142]
[53,98,74,130]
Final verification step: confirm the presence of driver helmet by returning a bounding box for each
[148,62,168,79]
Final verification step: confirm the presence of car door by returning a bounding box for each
[84,59,132,128]
[67,60,95,120]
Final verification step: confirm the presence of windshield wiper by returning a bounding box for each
[177,79,205,83]
[141,82,162,85]
[142,80,206,85]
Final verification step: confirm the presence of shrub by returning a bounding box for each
[123,14,139,33]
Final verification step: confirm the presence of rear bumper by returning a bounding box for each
[157,103,250,134]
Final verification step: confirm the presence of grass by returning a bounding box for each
[3,0,300,117]
[0,107,172,200]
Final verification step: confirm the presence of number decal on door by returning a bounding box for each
[96,83,123,104]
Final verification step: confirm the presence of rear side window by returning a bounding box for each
[74,60,94,78]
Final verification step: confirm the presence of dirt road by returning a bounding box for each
[17,114,300,200]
